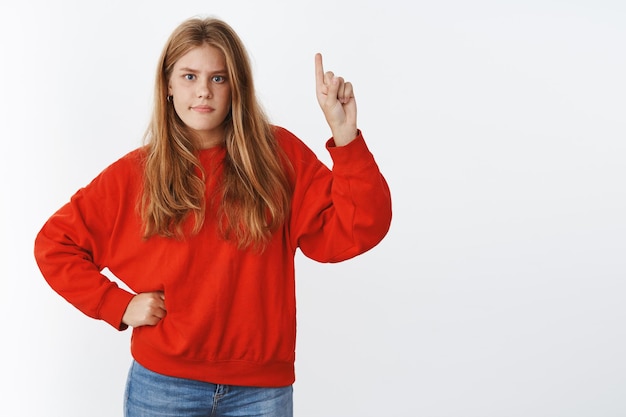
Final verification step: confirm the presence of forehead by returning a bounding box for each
[174,44,226,70]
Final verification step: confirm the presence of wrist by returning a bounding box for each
[331,128,359,147]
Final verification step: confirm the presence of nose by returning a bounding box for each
[197,79,213,99]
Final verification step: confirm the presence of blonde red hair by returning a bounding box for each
[141,17,292,249]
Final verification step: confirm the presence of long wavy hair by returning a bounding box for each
[140,17,292,249]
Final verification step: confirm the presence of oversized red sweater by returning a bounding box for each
[34,126,392,387]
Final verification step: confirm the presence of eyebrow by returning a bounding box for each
[177,67,227,74]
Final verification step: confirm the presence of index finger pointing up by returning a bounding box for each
[315,52,325,89]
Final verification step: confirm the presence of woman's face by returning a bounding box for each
[168,44,232,149]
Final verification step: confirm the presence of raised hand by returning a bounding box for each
[315,53,358,146]
[122,291,166,328]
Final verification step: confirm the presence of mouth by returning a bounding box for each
[191,105,215,113]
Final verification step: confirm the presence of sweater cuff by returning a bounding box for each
[98,286,136,331]
[326,130,376,173]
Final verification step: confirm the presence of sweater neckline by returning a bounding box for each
[197,144,226,164]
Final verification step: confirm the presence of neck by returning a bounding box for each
[194,128,225,149]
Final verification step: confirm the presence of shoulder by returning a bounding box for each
[110,147,146,171]
[100,147,146,176]
[84,147,146,192]
[271,125,317,161]
[272,125,302,146]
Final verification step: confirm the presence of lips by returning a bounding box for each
[191,105,215,113]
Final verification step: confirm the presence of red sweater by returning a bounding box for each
[34,126,391,387]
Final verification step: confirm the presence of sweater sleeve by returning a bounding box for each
[34,156,137,330]
[287,129,392,263]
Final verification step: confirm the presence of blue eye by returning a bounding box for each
[184,74,196,81]
[212,75,226,83]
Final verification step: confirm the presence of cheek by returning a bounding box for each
[171,95,188,117]
[169,79,188,98]
[221,87,233,105]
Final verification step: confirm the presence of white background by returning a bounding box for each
[1,0,625,416]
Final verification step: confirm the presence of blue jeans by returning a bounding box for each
[124,361,293,417]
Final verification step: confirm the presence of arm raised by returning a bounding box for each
[315,53,358,146]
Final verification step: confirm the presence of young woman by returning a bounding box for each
[34,17,392,417]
